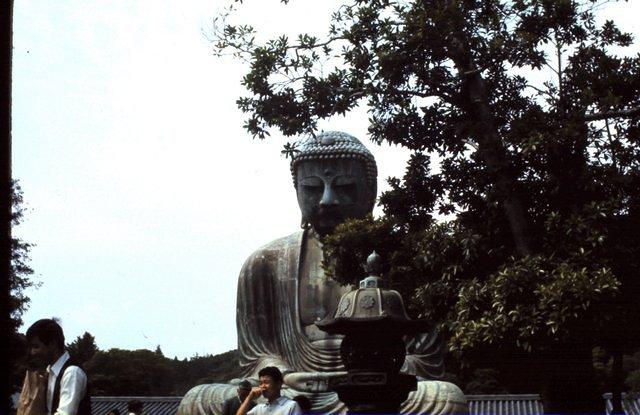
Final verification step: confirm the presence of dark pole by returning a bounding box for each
[0,1,13,413]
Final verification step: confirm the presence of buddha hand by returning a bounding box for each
[283,371,347,393]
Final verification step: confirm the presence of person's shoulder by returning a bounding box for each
[280,398,301,414]
[248,401,268,414]
[64,356,87,372]
[62,364,87,378]
[277,397,297,407]
[60,363,87,390]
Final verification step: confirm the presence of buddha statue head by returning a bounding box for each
[290,131,378,236]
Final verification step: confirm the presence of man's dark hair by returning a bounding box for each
[293,395,312,413]
[258,366,283,383]
[128,400,143,414]
[26,319,65,350]
[238,380,252,390]
[107,409,121,415]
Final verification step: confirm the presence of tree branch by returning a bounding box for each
[584,107,640,121]
[525,84,557,103]
[288,36,347,51]
[336,85,452,103]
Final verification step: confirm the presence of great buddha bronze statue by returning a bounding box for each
[178,131,467,415]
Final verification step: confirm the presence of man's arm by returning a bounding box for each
[54,366,87,415]
[288,402,302,415]
[235,387,262,415]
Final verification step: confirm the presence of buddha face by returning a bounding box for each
[296,158,375,236]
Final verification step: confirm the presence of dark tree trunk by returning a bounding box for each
[463,78,532,257]
[449,41,532,256]
[0,2,13,414]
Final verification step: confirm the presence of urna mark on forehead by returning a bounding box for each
[289,131,378,188]
[296,157,367,179]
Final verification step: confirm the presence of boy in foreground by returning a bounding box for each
[236,367,302,415]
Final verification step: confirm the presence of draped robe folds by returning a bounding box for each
[177,230,468,415]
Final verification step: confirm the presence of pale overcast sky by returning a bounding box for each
[12,1,640,359]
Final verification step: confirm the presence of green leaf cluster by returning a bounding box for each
[83,341,243,396]
[214,0,640,409]
[9,181,39,391]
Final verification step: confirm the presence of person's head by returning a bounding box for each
[106,409,121,415]
[237,379,252,401]
[290,131,377,236]
[26,319,65,368]
[293,396,312,414]
[257,366,284,400]
[127,400,143,415]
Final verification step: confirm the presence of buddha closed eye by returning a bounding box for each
[333,177,358,204]
[296,158,372,235]
[300,177,324,198]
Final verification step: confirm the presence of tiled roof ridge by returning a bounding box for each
[92,397,182,401]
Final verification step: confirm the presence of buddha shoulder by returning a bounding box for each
[239,231,304,273]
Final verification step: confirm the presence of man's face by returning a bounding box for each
[296,158,373,236]
[28,337,58,368]
[237,387,250,401]
[258,375,281,400]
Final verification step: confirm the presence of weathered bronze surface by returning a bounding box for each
[317,251,432,414]
[318,251,431,336]
[178,132,468,415]
[292,132,377,236]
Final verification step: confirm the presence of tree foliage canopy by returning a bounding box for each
[213,0,640,409]
[10,181,36,330]
[85,347,243,396]
[9,181,38,391]
[214,0,639,351]
[67,332,99,367]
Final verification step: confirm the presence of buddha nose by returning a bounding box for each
[320,185,338,206]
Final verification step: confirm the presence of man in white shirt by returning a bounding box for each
[236,367,302,415]
[26,319,89,415]
[222,380,255,415]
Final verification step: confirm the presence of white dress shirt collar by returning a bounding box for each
[266,396,287,407]
[48,351,70,378]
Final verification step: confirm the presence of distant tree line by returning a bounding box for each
[65,332,244,396]
[10,330,640,398]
